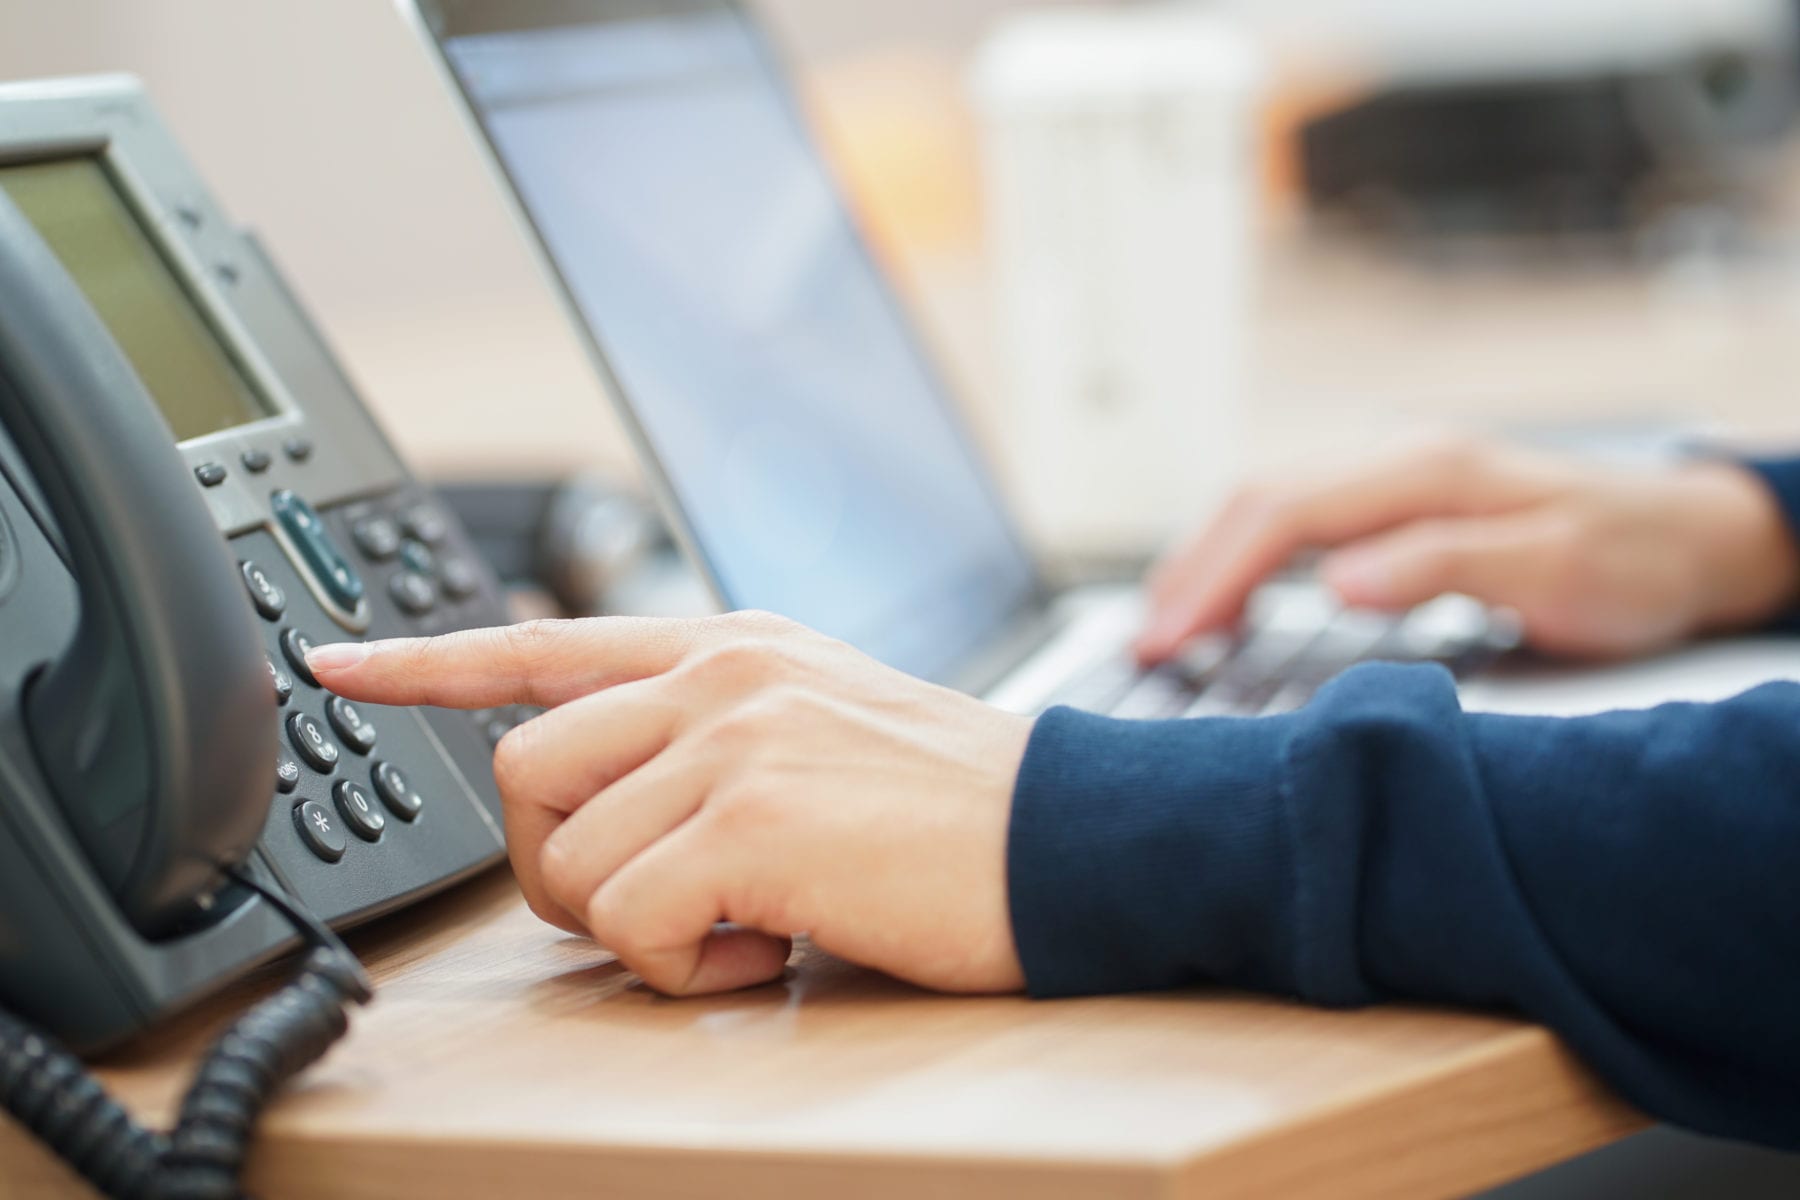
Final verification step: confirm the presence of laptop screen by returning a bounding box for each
[427,0,1040,682]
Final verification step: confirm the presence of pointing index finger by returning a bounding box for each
[306,616,707,709]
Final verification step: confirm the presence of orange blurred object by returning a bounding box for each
[803,49,987,260]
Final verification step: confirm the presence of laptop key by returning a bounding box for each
[1052,654,1143,713]
[1108,669,1197,720]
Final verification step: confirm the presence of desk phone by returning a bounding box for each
[0,76,522,1051]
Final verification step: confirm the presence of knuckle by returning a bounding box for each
[1537,513,1591,585]
[585,888,634,951]
[1408,528,1469,590]
[696,704,771,757]
[536,838,582,909]
[489,722,538,798]
[715,609,799,638]
[707,778,782,835]
[1234,479,1302,536]
[496,619,574,694]
[686,638,792,689]
[500,618,564,661]
[1414,432,1487,476]
[709,683,822,748]
[1224,479,1281,520]
[523,890,571,931]
[755,682,830,729]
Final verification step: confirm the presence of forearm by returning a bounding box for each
[1008,665,1800,1148]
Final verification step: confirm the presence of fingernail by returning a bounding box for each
[1324,553,1389,603]
[305,642,373,674]
[1133,621,1180,662]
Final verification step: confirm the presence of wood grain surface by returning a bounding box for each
[4,870,1646,1199]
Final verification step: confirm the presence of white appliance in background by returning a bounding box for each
[973,9,1263,561]
[1211,0,1795,87]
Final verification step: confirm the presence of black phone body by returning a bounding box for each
[0,77,520,1051]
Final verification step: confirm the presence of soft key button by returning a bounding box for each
[271,489,365,613]
[352,516,402,562]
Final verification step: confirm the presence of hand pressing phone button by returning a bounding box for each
[281,628,321,688]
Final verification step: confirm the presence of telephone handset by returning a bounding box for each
[0,192,273,936]
[0,76,519,1053]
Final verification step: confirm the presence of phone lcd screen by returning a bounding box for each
[0,157,274,443]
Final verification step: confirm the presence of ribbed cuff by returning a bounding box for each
[1005,707,1306,1000]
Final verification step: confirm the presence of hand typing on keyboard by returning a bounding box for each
[1135,436,1800,666]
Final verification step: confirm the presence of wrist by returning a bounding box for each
[1682,461,1800,634]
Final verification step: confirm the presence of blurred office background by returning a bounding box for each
[6,8,1800,1190]
[5,0,1800,562]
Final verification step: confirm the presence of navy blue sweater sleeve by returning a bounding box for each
[1744,456,1800,632]
[1008,668,1800,1150]
[1742,455,1800,535]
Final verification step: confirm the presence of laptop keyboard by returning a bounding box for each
[1046,585,1522,721]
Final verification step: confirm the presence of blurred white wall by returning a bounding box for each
[0,0,1068,476]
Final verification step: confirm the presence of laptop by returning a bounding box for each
[396,0,1559,718]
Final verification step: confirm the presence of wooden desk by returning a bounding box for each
[7,871,1644,1200]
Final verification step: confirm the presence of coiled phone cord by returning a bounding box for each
[0,869,371,1200]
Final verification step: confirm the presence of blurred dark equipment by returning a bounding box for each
[436,475,706,618]
[1301,40,1800,239]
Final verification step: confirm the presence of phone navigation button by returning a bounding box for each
[272,489,366,612]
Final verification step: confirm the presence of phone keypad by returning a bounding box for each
[267,656,293,707]
[371,762,424,823]
[276,752,302,795]
[333,780,386,843]
[241,560,287,620]
[325,696,378,756]
[294,800,347,863]
[280,628,321,688]
[240,489,503,871]
[287,711,341,774]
